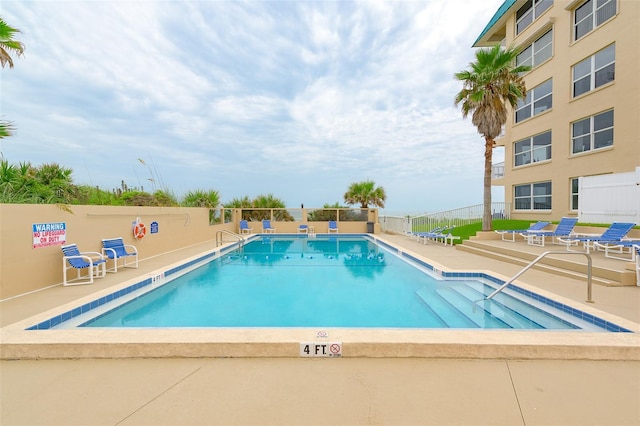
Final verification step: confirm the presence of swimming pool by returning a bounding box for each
[32,235,631,332]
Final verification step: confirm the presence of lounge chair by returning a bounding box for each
[239,220,253,234]
[328,221,339,233]
[262,220,276,233]
[427,226,460,246]
[416,226,446,244]
[557,222,636,253]
[522,217,578,247]
[494,221,550,242]
[61,243,107,286]
[593,239,640,261]
[297,224,308,233]
[636,245,640,286]
[102,237,139,273]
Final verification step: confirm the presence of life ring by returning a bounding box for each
[134,223,147,239]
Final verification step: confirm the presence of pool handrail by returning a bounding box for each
[483,251,594,303]
[216,230,245,248]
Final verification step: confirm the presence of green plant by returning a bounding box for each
[343,180,386,208]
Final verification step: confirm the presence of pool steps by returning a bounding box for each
[416,282,580,330]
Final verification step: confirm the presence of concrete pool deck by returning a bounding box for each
[1,233,639,425]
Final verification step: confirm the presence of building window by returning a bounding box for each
[572,110,614,154]
[573,44,615,97]
[516,0,553,35]
[517,29,553,69]
[514,131,552,167]
[514,182,552,210]
[515,79,552,123]
[570,178,579,210]
[574,0,616,40]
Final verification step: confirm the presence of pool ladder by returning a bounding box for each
[482,250,594,303]
[216,230,245,249]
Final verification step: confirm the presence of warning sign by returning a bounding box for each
[300,342,342,357]
[32,222,66,249]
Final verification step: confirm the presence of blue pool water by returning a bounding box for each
[67,236,618,330]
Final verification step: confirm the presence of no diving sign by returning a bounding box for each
[300,342,342,357]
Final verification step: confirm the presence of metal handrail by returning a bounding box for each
[484,250,594,303]
[216,230,244,248]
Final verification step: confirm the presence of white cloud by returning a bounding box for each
[1,0,505,211]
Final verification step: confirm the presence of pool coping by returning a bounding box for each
[1,234,639,360]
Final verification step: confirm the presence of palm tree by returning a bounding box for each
[0,17,25,139]
[343,180,386,208]
[0,121,15,139]
[0,17,25,69]
[454,44,530,231]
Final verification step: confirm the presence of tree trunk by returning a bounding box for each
[483,136,494,231]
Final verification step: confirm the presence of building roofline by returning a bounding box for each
[473,0,517,47]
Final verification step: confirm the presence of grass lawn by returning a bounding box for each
[441,220,638,244]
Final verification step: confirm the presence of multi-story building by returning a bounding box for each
[475,0,639,221]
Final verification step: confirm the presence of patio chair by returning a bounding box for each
[494,221,550,242]
[521,217,579,247]
[297,224,309,233]
[239,220,253,234]
[418,226,448,244]
[435,226,461,246]
[262,219,276,233]
[328,221,339,233]
[557,222,636,253]
[102,237,139,273]
[593,239,640,261]
[636,245,640,286]
[61,243,107,286]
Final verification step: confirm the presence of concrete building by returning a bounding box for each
[475,0,639,221]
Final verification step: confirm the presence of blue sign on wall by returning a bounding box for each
[150,221,159,234]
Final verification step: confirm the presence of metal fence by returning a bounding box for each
[380,202,510,234]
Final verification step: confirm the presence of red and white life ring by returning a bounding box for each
[133,222,147,239]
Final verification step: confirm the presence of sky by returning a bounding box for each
[1,0,505,215]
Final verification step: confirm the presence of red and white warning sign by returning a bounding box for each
[300,342,342,357]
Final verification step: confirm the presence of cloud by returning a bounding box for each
[1,0,504,211]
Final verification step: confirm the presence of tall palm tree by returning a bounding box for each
[343,180,386,208]
[0,17,25,140]
[454,44,529,231]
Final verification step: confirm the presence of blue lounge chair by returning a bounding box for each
[557,222,636,253]
[262,219,276,233]
[495,221,550,242]
[593,239,640,261]
[433,226,460,246]
[297,224,309,233]
[418,226,448,244]
[61,243,106,286]
[102,237,138,273]
[414,226,443,244]
[328,221,338,233]
[522,217,579,247]
[636,245,640,285]
[239,220,253,234]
